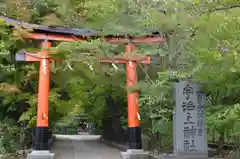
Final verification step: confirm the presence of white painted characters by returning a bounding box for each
[42,57,47,75]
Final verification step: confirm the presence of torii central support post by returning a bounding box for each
[15,41,55,159]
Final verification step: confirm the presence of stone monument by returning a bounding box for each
[173,81,208,158]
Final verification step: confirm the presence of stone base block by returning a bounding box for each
[157,157,208,159]
[121,149,150,159]
[153,154,210,159]
[27,150,55,159]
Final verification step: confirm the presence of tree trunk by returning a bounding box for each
[218,131,225,157]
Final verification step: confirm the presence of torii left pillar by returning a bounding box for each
[15,41,55,159]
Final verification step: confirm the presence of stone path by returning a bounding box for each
[52,135,121,159]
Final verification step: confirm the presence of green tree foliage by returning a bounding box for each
[136,0,240,156]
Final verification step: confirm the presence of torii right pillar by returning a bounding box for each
[126,45,142,149]
[100,44,151,158]
[122,45,149,159]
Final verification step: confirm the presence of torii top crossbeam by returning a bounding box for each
[1,16,165,44]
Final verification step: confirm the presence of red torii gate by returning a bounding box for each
[2,16,165,157]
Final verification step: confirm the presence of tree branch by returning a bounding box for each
[206,4,240,13]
